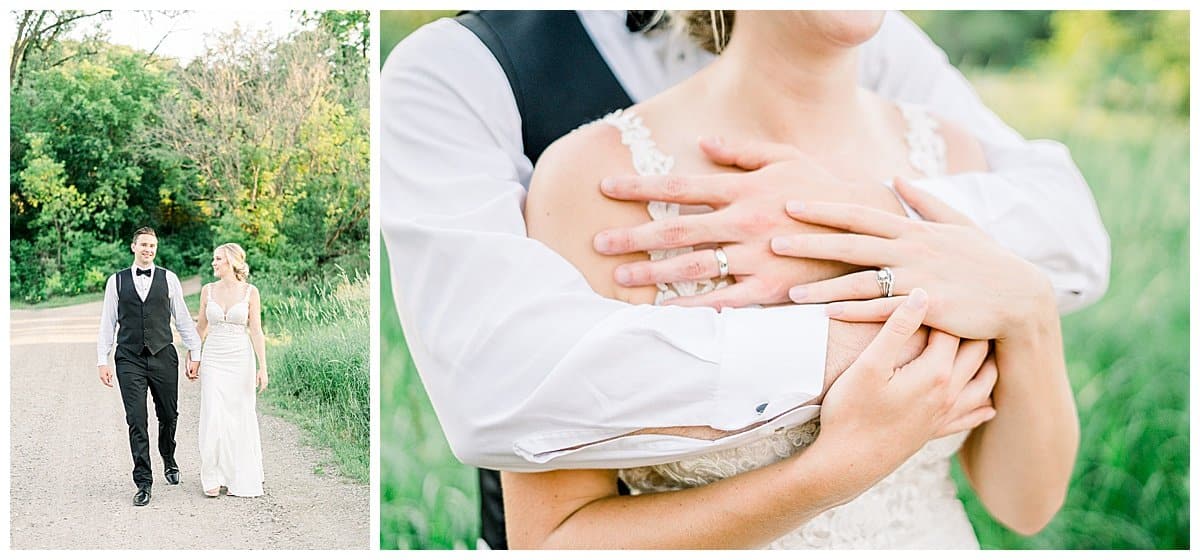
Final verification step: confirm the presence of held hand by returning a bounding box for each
[823,322,996,437]
[256,368,268,394]
[593,137,902,309]
[98,365,113,388]
[818,290,981,480]
[186,360,200,381]
[935,351,999,438]
[776,178,1054,339]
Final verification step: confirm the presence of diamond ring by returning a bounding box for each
[876,267,894,298]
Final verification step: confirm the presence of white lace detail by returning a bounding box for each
[600,109,731,304]
[899,103,948,177]
[600,108,976,548]
[204,282,251,337]
[619,423,977,548]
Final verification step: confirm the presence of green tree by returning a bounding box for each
[10,40,206,300]
[10,12,368,301]
[299,11,370,111]
[152,24,368,279]
[1039,11,1188,115]
[10,10,110,86]
[17,133,86,270]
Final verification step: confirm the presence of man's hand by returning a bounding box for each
[593,136,907,309]
[186,360,200,381]
[98,365,113,388]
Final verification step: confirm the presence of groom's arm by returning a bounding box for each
[863,11,1110,312]
[97,274,119,367]
[165,270,202,361]
[384,20,847,471]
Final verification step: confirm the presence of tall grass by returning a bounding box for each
[257,271,371,482]
[952,72,1189,549]
[378,70,1188,552]
[380,250,479,549]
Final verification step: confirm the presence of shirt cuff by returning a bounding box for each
[511,404,822,470]
[712,304,829,430]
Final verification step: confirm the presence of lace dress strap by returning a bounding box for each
[898,103,948,177]
[600,109,731,303]
[241,283,252,304]
[600,109,674,176]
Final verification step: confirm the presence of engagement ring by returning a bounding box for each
[876,267,894,298]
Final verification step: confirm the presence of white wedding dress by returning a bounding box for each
[199,283,265,497]
[601,106,980,549]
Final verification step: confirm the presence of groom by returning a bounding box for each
[97,227,202,506]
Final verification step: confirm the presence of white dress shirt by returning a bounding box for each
[96,263,203,366]
[381,11,1110,471]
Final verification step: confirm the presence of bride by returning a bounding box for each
[506,11,1079,548]
[195,242,268,498]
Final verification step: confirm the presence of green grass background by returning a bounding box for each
[256,273,370,482]
[379,11,1188,550]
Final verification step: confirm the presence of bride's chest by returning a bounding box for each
[206,300,249,325]
[657,132,920,192]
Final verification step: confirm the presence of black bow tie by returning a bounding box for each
[136,268,152,277]
[626,10,666,33]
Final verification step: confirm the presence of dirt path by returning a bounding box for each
[9,277,370,549]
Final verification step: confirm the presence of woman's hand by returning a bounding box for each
[773,178,1054,340]
[256,368,269,393]
[815,289,994,485]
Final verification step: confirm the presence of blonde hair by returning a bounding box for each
[672,10,735,54]
[216,243,250,282]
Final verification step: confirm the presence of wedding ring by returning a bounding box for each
[876,267,894,298]
[714,247,730,279]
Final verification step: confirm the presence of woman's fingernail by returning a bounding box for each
[786,201,804,215]
[906,288,927,308]
[825,302,843,316]
[789,286,808,302]
[770,237,790,253]
[600,178,616,193]
[708,135,724,146]
[594,233,611,252]
[614,267,632,285]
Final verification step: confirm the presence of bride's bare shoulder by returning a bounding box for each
[932,114,989,174]
[527,117,637,207]
[524,116,657,304]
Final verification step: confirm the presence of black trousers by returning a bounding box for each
[114,344,179,489]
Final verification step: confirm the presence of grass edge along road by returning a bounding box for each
[258,272,370,483]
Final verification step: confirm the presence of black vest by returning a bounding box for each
[457,10,634,167]
[457,10,635,550]
[116,267,173,355]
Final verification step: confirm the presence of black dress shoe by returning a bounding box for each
[133,487,152,507]
[165,468,180,485]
